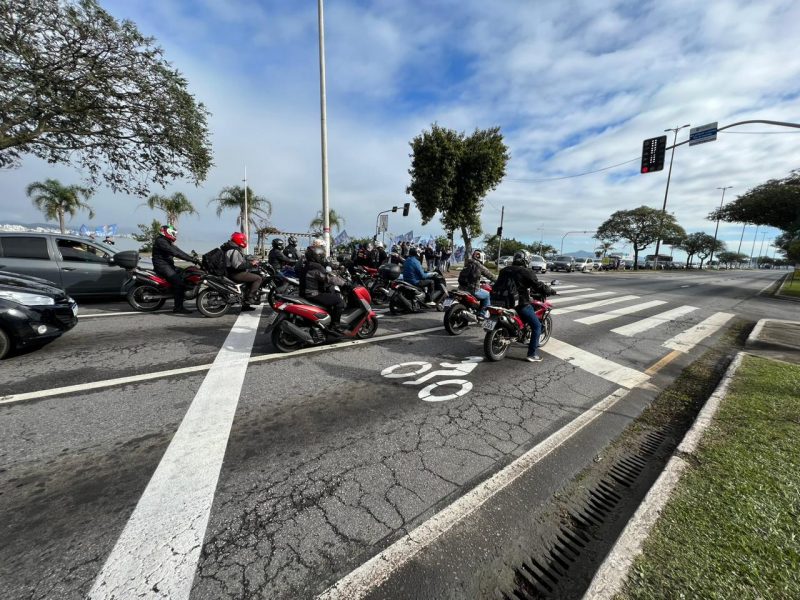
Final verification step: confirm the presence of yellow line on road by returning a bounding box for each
[644,349,682,376]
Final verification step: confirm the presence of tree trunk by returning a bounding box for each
[58,209,65,234]
[460,226,472,260]
[632,247,640,270]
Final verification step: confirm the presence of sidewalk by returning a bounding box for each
[585,319,800,599]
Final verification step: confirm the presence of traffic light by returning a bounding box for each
[391,206,398,212]
[402,202,410,217]
[496,226,503,236]
[641,135,667,173]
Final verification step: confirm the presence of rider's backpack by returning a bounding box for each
[490,271,520,308]
[458,260,481,289]
[201,246,227,276]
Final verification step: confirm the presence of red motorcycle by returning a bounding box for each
[482,296,554,361]
[442,282,493,335]
[268,284,378,352]
[124,254,205,312]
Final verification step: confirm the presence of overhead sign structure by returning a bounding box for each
[689,122,718,146]
[641,135,667,173]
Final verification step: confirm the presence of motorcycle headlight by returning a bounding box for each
[0,291,55,306]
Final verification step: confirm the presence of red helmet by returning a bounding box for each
[230,232,247,248]
[160,224,177,241]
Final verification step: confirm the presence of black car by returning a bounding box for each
[0,270,78,359]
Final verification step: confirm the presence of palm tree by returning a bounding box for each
[144,192,198,226]
[595,241,615,259]
[209,186,272,234]
[26,178,94,234]
[310,209,345,233]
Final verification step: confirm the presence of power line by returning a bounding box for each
[506,156,640,183]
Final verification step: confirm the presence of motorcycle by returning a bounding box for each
[125,253,205,312]
[388,268,448,314]
[482,293,555,362]
[268,284,378,352]
[352,263,399,306]
[442,281,493,335]
[195,261,274,317]
[266,265,300,309]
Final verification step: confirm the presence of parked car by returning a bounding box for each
[0,232,133,297]
[552,256,576,272]
[0,270,78,359]
[529,254,547,273]
[623,260,635,270]
[545,257,556,271]
[497,255,514,268]
[573,257,595,272]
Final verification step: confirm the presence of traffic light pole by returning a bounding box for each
[653,124,689,270]
[496,206,504,266]
[709,186,733,267]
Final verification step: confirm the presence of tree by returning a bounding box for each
[310,209,345,234]
[595,206,684,270]
[144,192,197,226]
[595,241,615,259]
[26,178,94,233]
[695,235,725,268]
[716,251,749,269]
[1,0,212,196]
[132,219,161,253]
[678,232,708,267]
[209,186,271,235]
[528,242,556,256]
[482,235,528,259]
[407,124,509,256]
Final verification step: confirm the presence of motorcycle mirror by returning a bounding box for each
[550,279,560,285]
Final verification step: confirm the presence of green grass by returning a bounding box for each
[618,355,800,600]
[781,274,800,298]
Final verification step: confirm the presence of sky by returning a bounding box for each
[2,0,799,257]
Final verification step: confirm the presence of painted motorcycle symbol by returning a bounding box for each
[380,356,483,402]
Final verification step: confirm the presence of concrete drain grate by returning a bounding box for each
[498,428,674,600]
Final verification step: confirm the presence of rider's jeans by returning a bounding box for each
[517,303,542,357]
[474,288,490,316]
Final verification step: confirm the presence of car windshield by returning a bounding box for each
[556,256,571,261]
[531,255,544,262]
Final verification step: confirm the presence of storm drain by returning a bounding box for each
[497,429,673,600]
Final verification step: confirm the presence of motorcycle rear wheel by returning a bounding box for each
[271,324,304,353]
[371,286,390,306]
[389,294,408,315]
[483,326,511,362]
[443,304,470,335]
[356,316,379,339]
[196,288,230,318]
[127,284,166,312]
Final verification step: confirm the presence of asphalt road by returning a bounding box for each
[0,269,795,600]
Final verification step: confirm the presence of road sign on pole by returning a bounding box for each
[689,122,718,146]
[640,135,667,173]
[378,213,389,233]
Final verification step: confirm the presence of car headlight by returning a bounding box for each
[0,291,55,306]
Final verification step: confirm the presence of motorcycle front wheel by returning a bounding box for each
[196,288,230,318]
[483,326,512,362]
[271,324,304,353]
[539,314,553,347]
[127,284,166,312]
[443,304,470,335]
[356,316,379,339]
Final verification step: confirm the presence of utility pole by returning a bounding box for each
[749,224,760,268]
[317,0,331,255]
[709,185,733,267]
[757,231,768,267]
[243,166,249,253]
[736,222,747,255]
[653,124,690,269]
[496,206,504,265]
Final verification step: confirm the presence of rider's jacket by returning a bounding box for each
[152,236,194,276]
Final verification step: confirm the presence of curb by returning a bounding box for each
[774,272,800,303]
[745,318,800,353]
[581,351,746,600]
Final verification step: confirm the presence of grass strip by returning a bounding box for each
[618,355,800,600]
[781,274,800,298]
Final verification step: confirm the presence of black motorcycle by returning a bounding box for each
[388,268,448,314]
[195,261,275,317]
[265,265,300,309]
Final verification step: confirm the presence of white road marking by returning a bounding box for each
[555,295,640,315]
[551,287,594,294]
[316,387,632,600]
[552,284,578,290]
[610,305,698,337]
[662,312,735,353]
[0,326,444,406]
[575,300,667,325]
[541,338,650,388]
[549,291,614,304]
[79,309,172,318]
[87,306,264,600]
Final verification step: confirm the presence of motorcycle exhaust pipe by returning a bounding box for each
[279,320,315,344]
[397,292,414,310]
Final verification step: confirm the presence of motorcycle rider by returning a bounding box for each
[223,232,262,311]
[354,243,371,267]
[268,238,297,271]
[370,241,387,267]
[492,251,547,362]
[284,235,300,261]
[388,245,405,265]
[299,245,345,332]
[152,224,198,314]
[458,250,496,319]
[402,247,436,305]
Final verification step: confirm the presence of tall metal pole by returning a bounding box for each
[243,166,249,253]
[757,231,768,267]
[709,186,732,267]
[654,124,690,269]
[749,224,760,268]
[317,0,331,255]
[496,206,504,265]
[736,222,746,255]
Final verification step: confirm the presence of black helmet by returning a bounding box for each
[272,238,285,250]
[288,235,297,246]
[305,245,325,264]
[512,251,527,266]
[408,247,419,258]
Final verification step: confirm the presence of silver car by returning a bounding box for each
[529,254,547,273]
[573,258,595,272]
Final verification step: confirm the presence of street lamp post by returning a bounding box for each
[374,206,399,240]
[709,186,733,267]
[535,227,545,253]
[653,123,691,269]
[317,0,331,255]
[560,230,592,255]
[748,224,760,268]
[757,231,768,267]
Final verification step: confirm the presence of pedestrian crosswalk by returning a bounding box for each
[610,305,698,336]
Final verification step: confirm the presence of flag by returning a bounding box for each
[404,231,414,242]
[79,225,88,236]
[94,225,106,236]
[333,230,350,246]
[107,224,118,236]
[454,246,465,262]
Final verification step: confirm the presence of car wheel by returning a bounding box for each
[0,327,11,360]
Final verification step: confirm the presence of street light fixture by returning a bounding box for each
[653,123,691,269]
[709,186,733,267]
[560,230,592,255]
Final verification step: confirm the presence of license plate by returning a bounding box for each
[71,303,79,317]
[265,312,278,326]
[443,298,454,307]
[482,319,497,331]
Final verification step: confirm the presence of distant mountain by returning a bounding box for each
[565,250,595,258]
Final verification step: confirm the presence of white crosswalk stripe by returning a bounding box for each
[555,295,640,315]
[663,312,735,353]
[550,291,614,304]
[575,300,667,325]
[552,284,579,290]
[610,305,698,337]
[553,287,595,294]
[541,338,650,389]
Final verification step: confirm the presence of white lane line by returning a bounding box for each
[555,295,640,315]
[87,306,264,600]
[551,284,579,290]
[663,312,735,353]
[550,291,614,304]
[316,387,632,600]
[79,309,171,318]
[541,338,650,389]
[610,305,698,337]
[575,300,667,325]
[552,287,596,294]
[0,326,444,405]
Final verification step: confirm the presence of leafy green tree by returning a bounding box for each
[716,251,749,269]
[26,178,94,233]
[407,124,509,256]
[595,241,615,259]
[144,192,197,226]
[528,242,557,256]
[209,186,271,235]
[786,240,800,265]
[695,235,725,268]
[481,235,528,259]
[1,0,212,196]
[595,206,685,270]
[711,169,800,235]
[132,219,161,253]
[678,232,708,267]
[310,209,345,234]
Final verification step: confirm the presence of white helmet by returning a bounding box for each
[375,241,384,249]
[472,250,485,263]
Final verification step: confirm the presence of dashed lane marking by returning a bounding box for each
[662,312,735,353]
[574,300,667,325]
[610,305,698,337]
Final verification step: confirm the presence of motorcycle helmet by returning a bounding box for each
[311,238,325,247]
[408,247,419,258]
[288,235,297,246]
[366,243,373,251]
[230,232,247,248]
[159,224,177,241]
[391,245,400,254]
[272,238,285,250]
[472,250,485,263]
[375,241,384,249]
[512,251,527,266]
[305,245,325,264]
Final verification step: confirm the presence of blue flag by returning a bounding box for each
[79,225,89,236]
